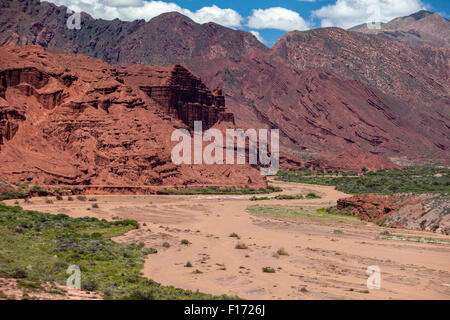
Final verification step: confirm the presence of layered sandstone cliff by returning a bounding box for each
[0,46,266,189]
[118,64,233,130]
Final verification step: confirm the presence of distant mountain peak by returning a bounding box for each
[149,11,195,23]
[349,10,449,48]
[408,10,434,20]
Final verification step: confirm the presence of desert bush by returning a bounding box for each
[143,248,158,255]
[126,289,155,300]
[82,280,99,292]
[235,242,248,250]
[262,267,276,273]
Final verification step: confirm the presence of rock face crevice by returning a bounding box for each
[0,67,50,96]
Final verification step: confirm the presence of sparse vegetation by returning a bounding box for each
[0,203,236,300]
[180,239,190,245]
[250,194,320,201]
[276,167,450,194]
[235,242,248,250]
[305,193,321,199]
[142,248,158,255]
[157,185,282,195]
[247,205,364,224]
[262,267,276,273]
[377,232,450,244]
[276,248,288,256]
[184,261,193,268]
[229,232,239,238]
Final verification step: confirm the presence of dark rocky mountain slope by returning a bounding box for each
[1,0,448,163]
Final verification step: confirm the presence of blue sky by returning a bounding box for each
[51,0,449,47]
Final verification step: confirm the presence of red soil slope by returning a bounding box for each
[309,147,402,171]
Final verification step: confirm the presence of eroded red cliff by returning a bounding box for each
[0,46,266,189]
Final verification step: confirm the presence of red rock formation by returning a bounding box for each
[337,193,450,234]
[337,194,404,221]
[118,64,233,130]
[0,46,266,189]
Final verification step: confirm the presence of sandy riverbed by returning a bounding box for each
[7,179,450,300]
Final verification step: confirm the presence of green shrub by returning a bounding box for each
[262,267,275,273]
[276,248,288,256]
[235,242,248,250]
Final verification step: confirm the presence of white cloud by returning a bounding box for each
[249,30,265,43]
[313,0,425,29]
[248,7,309,31]
[49,0,243,28]
[102,0,144,7]
[189,5,243,27]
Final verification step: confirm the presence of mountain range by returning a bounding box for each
[0,0,449,164]
[350,10,450,48]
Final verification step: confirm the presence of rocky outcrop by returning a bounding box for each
[119,64,233,130]
[0,46,266,189]
[337,194,450,234]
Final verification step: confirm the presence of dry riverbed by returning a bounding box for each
[7,179,450,300]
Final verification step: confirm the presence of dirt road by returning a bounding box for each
[9,179,450,300]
